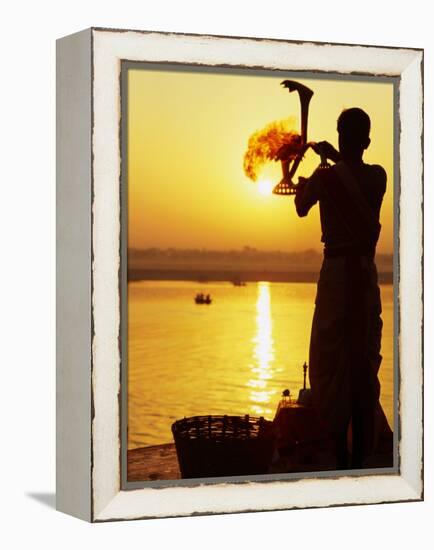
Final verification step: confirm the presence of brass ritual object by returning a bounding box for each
[272,80,327,196]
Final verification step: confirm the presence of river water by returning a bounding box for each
[128,280,394,449]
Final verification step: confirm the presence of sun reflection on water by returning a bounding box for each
[248,282,276,416]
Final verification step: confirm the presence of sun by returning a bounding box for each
[258,180,273,196]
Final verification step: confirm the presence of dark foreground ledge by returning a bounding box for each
[127,444,180,482]
[127,440,393,483]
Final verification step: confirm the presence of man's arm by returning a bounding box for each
[279,140,337,217]
[294,141,341,217]
[294,171,322,217]
[372,164,387,198]
[311,141,341,164]
[370,164,387,217]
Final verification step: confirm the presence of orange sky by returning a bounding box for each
[127,66,395,253]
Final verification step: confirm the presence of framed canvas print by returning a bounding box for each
[56,27,423,522]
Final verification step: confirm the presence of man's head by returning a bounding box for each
[337,107,371,158]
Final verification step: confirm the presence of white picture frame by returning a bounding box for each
[56,27,423,522]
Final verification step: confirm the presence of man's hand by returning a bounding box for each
[312,141,340,163]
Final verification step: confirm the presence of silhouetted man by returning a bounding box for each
[291,108,387,469]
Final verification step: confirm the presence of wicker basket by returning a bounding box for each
[172,414,275,479]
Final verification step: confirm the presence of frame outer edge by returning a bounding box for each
[398,51,424,499]
[56,28,93,522]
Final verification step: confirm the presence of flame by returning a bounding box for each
[243,117,302,182]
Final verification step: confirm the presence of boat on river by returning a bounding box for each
[194,293,212,304]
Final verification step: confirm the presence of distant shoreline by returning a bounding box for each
[128,269,393,284]
[128,248,393,284]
